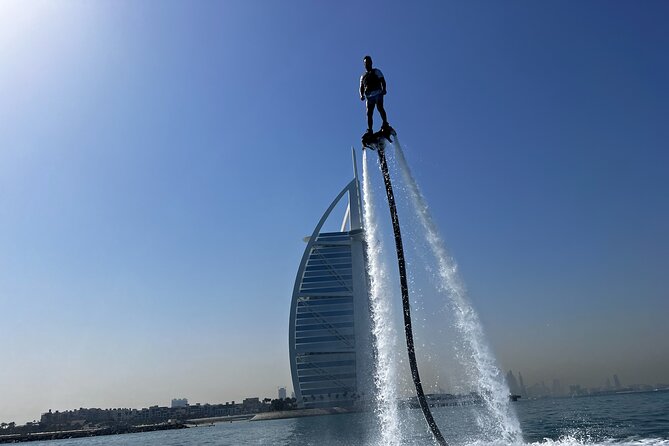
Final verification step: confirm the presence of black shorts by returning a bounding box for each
[366,93,384,111]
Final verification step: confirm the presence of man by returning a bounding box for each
[360,55,390,134]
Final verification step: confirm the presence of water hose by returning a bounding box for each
[375,144,448,446]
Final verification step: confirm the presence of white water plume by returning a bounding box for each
[392,137,523,442]
[362,149,402,446]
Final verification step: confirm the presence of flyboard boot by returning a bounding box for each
[380,121,395,139]
[362,123,396,150]
[361,128,375,149]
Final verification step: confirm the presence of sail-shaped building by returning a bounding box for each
[288,151,374,409]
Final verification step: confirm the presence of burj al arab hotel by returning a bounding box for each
[288,151,374,409]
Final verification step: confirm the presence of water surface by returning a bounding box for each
[21,391,669,446]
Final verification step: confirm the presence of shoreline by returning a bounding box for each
[251,407,359,421]
[0,422,187,444]
[185,415,254,425]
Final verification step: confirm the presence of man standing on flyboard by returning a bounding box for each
[360,55,392,138]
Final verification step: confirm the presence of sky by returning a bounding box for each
[1,0,668,424]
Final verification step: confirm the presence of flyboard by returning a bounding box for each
[363,127,449,446]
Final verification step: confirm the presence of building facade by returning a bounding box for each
[171,398,188,408]
[288,153,374,409]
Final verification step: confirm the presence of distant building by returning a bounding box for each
[242,398,263,413]
[40,400,266,429]
[613,374,621,390]
[569,384,587,396]
[518,372,527,397]
[506,371,520,395]
[278,387,287,400]
[288,152,374,409]
[171,398,188,408]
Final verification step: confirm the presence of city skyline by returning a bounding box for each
[5,370,668,426]
[2,1,668,425]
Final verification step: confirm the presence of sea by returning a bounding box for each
[22,391,669,446]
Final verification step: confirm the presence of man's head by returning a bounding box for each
[363,55,373,72]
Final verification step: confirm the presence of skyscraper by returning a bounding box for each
[288,153,373,409]
[506,370,520,395]
[518,372,527,397]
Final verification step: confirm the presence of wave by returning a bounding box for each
[462,437,669,446]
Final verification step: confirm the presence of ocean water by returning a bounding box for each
[22,391,669,446]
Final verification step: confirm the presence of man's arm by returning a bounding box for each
[380,76,387,95]
[360,76,365,100]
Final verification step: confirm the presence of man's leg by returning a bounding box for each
[366,100,375,132]
[377,96,389,127]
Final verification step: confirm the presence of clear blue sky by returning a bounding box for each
[1,1,668,423]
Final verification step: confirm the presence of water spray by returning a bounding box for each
[393,138,522,441]
[364,129,448,446]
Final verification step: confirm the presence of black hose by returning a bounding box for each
[376,145,448,446]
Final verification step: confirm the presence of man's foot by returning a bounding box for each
[380,122,395,138]
[362,130,376,147]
